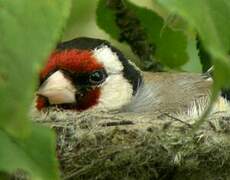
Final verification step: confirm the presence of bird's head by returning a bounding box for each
[36,37,142,112]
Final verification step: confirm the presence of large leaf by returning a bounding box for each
[182,37,202,73]
[0,125,59,180]
[96,0,120,39]
[156,0,230,88]
[96,0,189,68]
[0,0,71,137]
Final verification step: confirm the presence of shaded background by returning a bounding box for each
[62,0,202,72]
[63,0,154,64]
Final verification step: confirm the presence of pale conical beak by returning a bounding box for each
[37,70,76,105]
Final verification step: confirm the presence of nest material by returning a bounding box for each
[33,109,230,180]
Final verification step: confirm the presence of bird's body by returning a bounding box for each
[35,37,230,117]
[122,72,212,114]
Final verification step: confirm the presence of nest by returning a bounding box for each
[32,108,230,180]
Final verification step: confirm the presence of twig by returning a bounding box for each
[162,112,192,128]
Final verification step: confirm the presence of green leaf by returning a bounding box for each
[0,0,71,137]
[156,0,230,88]
[127,3,188,68]
[96,0,120,39]
[182,37,202,73]
[0,172,10,180]
[0,124,59,180]
[96,0,189,68]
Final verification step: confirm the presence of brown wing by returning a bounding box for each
[141,72,212,113]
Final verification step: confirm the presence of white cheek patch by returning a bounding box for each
[91,45,134,110]
[93,45,124,73]
[95,74,133,111]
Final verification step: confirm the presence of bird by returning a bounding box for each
[35,37,230,117]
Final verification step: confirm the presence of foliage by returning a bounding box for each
[0,0,71,179]
[97,0,190,69]
[0,125,58,179]
[1,0,230,179]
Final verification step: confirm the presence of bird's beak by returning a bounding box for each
[37,70,76,105]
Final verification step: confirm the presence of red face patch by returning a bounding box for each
[76,88,100,111]
[36,49,103,111]
[40,49,103,82]
[36,96,49,111]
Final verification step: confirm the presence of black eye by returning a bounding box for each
[89,70,107,85]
